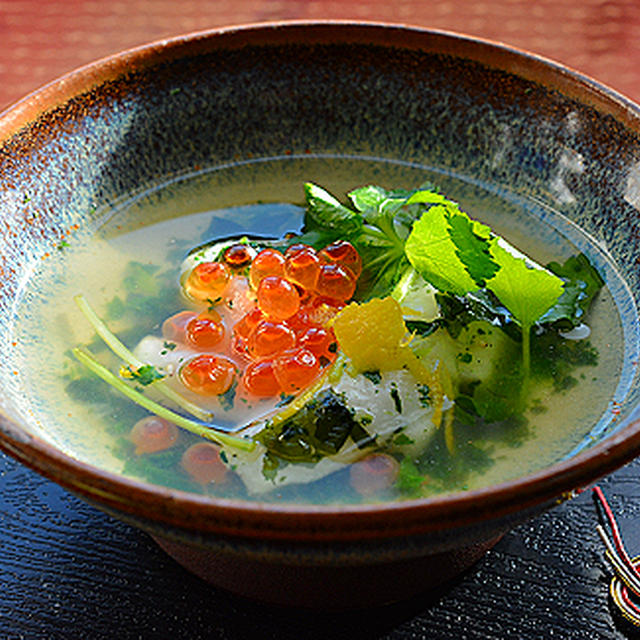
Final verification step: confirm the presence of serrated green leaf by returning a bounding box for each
[542,253,605,326]
[486,240,565,330]
[303,182,362,234]
[349,185,413,224]
[447,213,500,284]
[405,205,481,295]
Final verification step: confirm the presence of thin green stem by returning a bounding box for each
[72,348,255,452]
[74,294,213,422]
[521,324,531,390]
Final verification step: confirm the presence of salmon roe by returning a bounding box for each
[175,239,362,401]
[129,416,179,455]
[180,355,236,396]
[233,307,264,340]
[181,442,229,485]
[185,311,225,348]
[274,348,321,393]
[349,453,400,496]
[248,320,296,358]
[315,263,357,301]
[257,275,300,321]
[298,325,337,361]
[242,359,282,397]
[162,310,197,342]
[249,248,285,289]
[223,243,253,268]
[284,245,321,290]
[184,261,230,302]
[320,240,362,278]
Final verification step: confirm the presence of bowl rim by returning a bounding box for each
[2,20,640,542]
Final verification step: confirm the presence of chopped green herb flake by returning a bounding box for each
[219,379,238,412]
[121,364,165,386]
[394,433,415,446]
[390,383,403,414]
[363,370,382,385]
[276,393,296,408]
[396,458,425,494]
[417,384,431,408]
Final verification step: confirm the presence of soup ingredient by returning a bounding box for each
[320,239,363,278]
[181,442,229,485]
[249,248,285,289]
[295,183,602,376]
[179,354,237,396]
[129,416,179,455]
[69,181,606,500]
[248,320,297,358]
[273,348,321,393]
[284,244,322,289]
[162,310,197,343]
[74,294,212,422]
[242,359,282,397]
[315,263,357,301]
[349,453,400,497]
[71,336,255,452]
[257,275,300,320]
[183,261,231,302]
[223,243,254,268]
[185,311,226,348]
[332,297,415,373]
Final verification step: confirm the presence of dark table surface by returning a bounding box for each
[2,1,640,638]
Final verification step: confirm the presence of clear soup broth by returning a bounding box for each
[10,156,627,505]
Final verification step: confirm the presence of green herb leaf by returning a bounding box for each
[485,240,565,331]
[303,183,362,235]
[393,433,415,446]
[405,205,481,295]
[349,185,415,226]
[121,364,165,386]
[542,253,605,326]
[447,213,499,284]
[395,457,425,494]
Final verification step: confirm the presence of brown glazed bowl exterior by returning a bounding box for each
[2,22,640,608]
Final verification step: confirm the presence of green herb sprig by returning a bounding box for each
[74,294,214,422]
[72,348,255,452]
[296,183,603,378]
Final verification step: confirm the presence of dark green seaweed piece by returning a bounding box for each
[256,389,359,462]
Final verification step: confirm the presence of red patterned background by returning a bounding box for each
[1,1,640,110]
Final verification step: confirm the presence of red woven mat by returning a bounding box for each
[1,0,639,110]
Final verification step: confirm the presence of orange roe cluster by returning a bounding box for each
[170,240,361,401]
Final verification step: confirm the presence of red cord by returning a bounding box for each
[593,485,634,567]
[593,485,640,617]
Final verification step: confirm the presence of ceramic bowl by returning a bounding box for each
[1,22,640,609]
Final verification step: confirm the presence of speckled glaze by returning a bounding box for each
[2,23,640,608]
